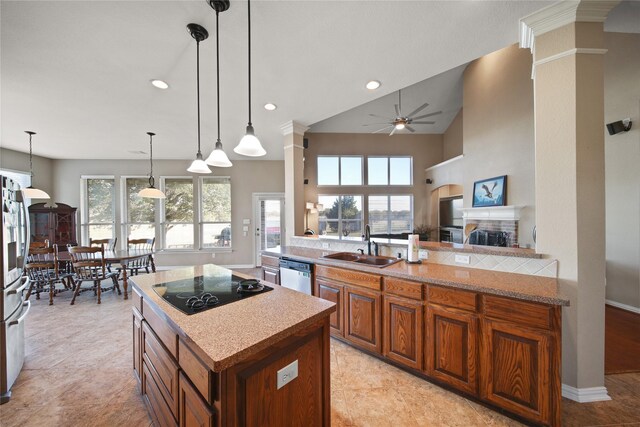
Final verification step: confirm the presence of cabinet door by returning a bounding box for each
[261,267,280,285]
[178,373,215,427]
[480,319,553,425]
[383,295,423,370]
[345,286,381,353]
[315,279,344,336]
[425,305,478,395]
[133,307,143,389]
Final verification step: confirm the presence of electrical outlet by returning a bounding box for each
[454,254,470,265]
[322,242,330,249]
[418,250,429,260]
[277,360,298,389]
[211,252,216,259]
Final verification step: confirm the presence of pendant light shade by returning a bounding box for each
[234,0,266,157]
[204,4,233,168]
[138,132,166,199]
[186,23,211,174]
[21,131,50,199]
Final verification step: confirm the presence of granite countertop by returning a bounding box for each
[131,264,335,372]
[268,246,569,306]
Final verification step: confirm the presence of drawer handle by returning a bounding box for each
[9,300,31,326]
[8,277,29,295]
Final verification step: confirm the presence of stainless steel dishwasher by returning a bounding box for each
[279,258,313,295]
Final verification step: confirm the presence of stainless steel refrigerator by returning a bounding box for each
[0,175,30,404]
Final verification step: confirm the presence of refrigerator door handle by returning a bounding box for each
[9,301,31,326]
[7,277,29,295]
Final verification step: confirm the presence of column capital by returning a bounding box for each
[520,1,619,50]
[280,120,310,136]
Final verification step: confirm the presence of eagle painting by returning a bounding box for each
[473,176,506,207]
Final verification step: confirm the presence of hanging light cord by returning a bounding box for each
[216,10,221,142]
[148,133,155,186]
[247,0,252,126]
[28,134,34,182]
[196,35,202,155]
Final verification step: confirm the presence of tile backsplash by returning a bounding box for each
[290,236,558,278]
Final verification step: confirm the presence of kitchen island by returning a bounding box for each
[130,264,335,427]
[263,246,569,427]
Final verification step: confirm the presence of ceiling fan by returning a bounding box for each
[364,90,442,136]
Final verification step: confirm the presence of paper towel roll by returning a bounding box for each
[407,234,419,262]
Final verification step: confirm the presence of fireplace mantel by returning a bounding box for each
[460,206,523,221]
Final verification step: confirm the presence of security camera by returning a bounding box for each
[606,118,632,135]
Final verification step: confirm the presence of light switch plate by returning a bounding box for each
[242,225,249,232]
[243,219,251,225]
[277,360,298,389]
[322,242,330,249]
[418,250,429,260]
[455,254,470,264]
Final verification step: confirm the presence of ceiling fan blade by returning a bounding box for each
[406,102,429,119]
[363,122,392,126]
[405,125,416,133]
[369,113,391,120]
[410,121,435,125]
[389,127,397,136]
[372,125,393,134]
[394,104,400,116]
[412,111,442,120]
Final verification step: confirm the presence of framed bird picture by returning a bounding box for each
[472,175,507,207]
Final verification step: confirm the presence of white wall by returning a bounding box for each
[0,148,55,198]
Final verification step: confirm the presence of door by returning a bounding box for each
[345,286,381,354]
[315,278,344,336]
[383,295,423,370]
[253,193,285,266]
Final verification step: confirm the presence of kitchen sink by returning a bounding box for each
[322,252,402,268]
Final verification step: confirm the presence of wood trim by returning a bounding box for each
[383,277,424,301]
[133,286,143,313]
[315,265,381,291]
[133,307,143,387]
[428,285,478,312]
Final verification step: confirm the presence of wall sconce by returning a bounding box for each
[606,118,632,135]
[426,178,433,184]
[305,202,323,235]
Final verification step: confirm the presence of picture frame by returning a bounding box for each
[472,175,507,207]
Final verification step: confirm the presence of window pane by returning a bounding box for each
[202,223,232,248]
[128,224,155,240]
[202,179,231,222]
[317,157,339,185]
[340,195,362,220]
[87,179,114,223]
[340,157,362,185]
[367,158,388,185]
[165,179,194,223]
[164,224,194,249]
[319,220,339,237]
[318,196,339,220]
[88,224,113,241]
[127,178,155,223]
[368,195,389,235]
[342,221,362,240]
[390,157,412,185]
[390,196,412,233]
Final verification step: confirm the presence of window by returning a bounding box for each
[367,156,412,185]
[368,195,413,235]
[81,177,115,243]
[317,156,363,186]
[162,178,194,249]
[123,177,156,242]
[318,195,363,239]
[200,177,231,249]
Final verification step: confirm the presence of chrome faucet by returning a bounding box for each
[363,224,372,255]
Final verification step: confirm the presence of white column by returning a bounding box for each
[281,121,309,245]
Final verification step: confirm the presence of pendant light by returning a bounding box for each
[138,132,166,199]
[205,6,232,168]
[186,24,212,174]
[21,131,50,199]
[233,0,266,157]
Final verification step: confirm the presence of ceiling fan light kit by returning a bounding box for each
[21,131,51,200]
[139,132,166,199]
[365,89,442,136]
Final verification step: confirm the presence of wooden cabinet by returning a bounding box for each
[28,203,77,251]
[143,321,180,418]
[260,255,280,285]
[315,279,344,336]
[345,286,381,354]
[425,305,478,395]
[383,295,423,370]
[133,307,143,387]
[179,373,215,427]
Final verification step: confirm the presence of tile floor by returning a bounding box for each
[1,285,639,427]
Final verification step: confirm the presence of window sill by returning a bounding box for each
[157,248,233,253]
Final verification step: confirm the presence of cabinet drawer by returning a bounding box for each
[143,362,178,427]
[428,285,477,312]
[143,321,180,418]
[483,295,554,330]
[261,255,279,268]
[384,277,424,301]
[179,373,216,427]
[316,265,381,291]
[179,339,217,404]
[143,298,178,358]
[133,286,143,313]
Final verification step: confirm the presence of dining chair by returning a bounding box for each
[68,245,120,305]
[29,239,50,250]
[90,237,117,272]
[126,238,155,276]
[25,245,74,305]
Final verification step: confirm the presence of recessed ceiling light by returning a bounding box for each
[151,79,169,89]
[366,80,381,90]
[264,103,277,111]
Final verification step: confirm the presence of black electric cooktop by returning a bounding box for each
[152,273,273,315]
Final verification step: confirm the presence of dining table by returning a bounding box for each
[57,249,156,300]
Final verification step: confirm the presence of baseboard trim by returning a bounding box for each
[155,264,256,271]
[606,300,640,315]
[561,384,611,402]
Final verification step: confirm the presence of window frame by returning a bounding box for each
[120,175,159,248]
[367,194,414,235]
[198,176,233,251]
[160,176,196,251]
[317,155,364,187]
[317,194,364,240]
[80,175,116,245]
[366,156,413,186]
